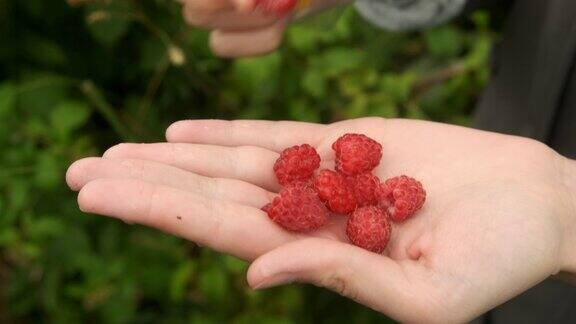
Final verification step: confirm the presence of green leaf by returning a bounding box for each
[311,48,366,77]
[41,265,62,313]
[424,26,462,59]
[86,2,132,47]
[472,11,491,30]
[406,102,427,120]
[50,101,91,139]
[17,74,70,113]
[287,25,321,53]
[24,35,67,67]
[170,261,195,302]
[232,53,281,95]
[289,99,321,122]
[368,93,398,118]
[338,72,370,97]
[24,117,49,139]
[190,313,219,324]
[274,286,303,311]
[0,82,15,117]
[101,281,137,324]
[0,227,17,246]
[302,70,325,98]
[333,7,355,39]
[25,216,66,240]
[7,180,28,215]
[139,38,167,72]
[198,261,229,303]
[222,255,246,274]
[380,72,416,104]
[344,95,369,118]
[465,35,491,69]
[34,153,62,189]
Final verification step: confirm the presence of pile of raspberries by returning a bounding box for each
[262,134,426,253]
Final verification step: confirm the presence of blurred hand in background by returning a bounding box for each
[181,0,289,57]
[66,118,576,323]
[181,0,347,57]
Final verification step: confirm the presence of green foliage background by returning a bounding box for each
[0,0,495,322]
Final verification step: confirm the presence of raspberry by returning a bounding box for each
[346,206,391,253]
[376,175,426,222]
[264,183,329,232]
[254,0,297,15]
[347,173,381,207]
[332,134,382,176]
[313,170,357,214]
[261,203,272,213]
[274,144,321,186]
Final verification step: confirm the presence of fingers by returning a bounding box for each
[102,143,281,191]
[166,119,326,152]
[181,0,287,57]
[182,0,252,12]
[66,157,273,208]
[247,238,425,322]
[183,1,276,30]
[210,22,286,57]
[78,178,294,261]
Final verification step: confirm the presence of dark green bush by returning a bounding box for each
[0,0,494,322]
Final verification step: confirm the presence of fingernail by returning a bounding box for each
[253,273,297,290]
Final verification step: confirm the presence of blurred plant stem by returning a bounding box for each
[80,80,133,141]
[413,62,468,96]
[139,58,170,120]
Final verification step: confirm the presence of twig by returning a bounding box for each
[80,80,132,141]
[412,62,468,96]
[138,59,170,119]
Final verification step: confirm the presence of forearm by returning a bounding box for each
[559,158,576,283]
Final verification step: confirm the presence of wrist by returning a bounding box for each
[559,158,576,280]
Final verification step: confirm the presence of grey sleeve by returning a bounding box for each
[355,0,467,31]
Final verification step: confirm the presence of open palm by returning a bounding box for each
[66,118,576,323]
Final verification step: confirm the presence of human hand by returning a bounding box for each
[66,118,576,323]
[180,0,348,57]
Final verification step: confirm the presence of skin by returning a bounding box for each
[180,0,347,57]
[66,118,576,323]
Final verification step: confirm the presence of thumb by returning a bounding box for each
[247,238,426,322]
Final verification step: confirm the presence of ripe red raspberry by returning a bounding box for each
[332,134,382,176]
[261,203,272,213]
[346,206,391,253]
[313,170,357,214]
[254,0,297,15]
[264,183,329,232]
[376,175,426,222]
[274,144,321,186]
[347,173,381,207]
